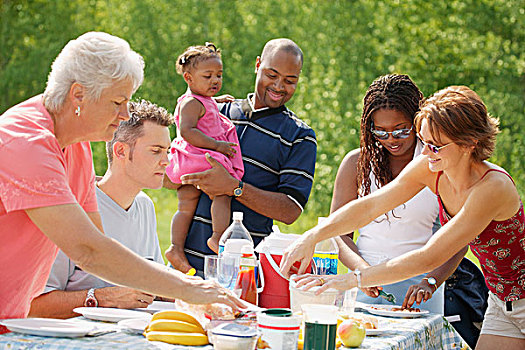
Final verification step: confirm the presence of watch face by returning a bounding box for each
[85,298,97,307]
[234,188,242,196]
[427,277,437,285]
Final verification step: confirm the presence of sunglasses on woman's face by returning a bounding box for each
[417,135,453,154]
[371,125,413,140]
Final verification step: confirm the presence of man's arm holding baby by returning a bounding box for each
[180,154,301,224]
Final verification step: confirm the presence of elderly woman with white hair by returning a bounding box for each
[0,32,246,329]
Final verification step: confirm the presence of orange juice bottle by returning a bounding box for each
[234,246,257,305]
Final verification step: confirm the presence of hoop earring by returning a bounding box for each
[75,106,81,117]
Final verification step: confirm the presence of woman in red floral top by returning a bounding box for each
[283,86,525,350]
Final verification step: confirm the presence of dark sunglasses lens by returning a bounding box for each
[425,143,439,153]
[371,130,389,140]
[392,129,411,139]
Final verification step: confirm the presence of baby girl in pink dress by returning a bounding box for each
[165,43,244,272]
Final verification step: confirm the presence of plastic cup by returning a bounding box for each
[204,255,219,281]
[342,287,358,314]
[301,304,338,350]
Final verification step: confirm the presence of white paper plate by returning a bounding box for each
[366,328,390,336]
[118,318,149,334]
[73,307,152,322]
[364,304,429,318]
[134,301,175,314]
[0,318,95,338]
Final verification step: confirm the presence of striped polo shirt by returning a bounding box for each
[184,94,317,271]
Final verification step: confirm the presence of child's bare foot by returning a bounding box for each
[165,244,193,273]
[207,235,220,254]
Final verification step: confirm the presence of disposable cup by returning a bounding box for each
[301,304,338,350]
[342,287,358,314]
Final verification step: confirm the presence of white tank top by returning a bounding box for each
[356,140,439,265]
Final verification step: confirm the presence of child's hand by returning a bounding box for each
[215,141,238,158]
[214,94,235,103]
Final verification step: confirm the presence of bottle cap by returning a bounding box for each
[232,211,244,221]
[240,245,255,257]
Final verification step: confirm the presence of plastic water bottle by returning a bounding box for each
[313,217,339,275]
[218,212,253,289]
[218,212,253,255]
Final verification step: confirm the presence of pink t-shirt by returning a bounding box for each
[0,95,98,325]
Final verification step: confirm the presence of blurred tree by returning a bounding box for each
[1,0,523,236]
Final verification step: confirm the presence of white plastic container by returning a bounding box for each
[257,309,302,350]
[209,323,259,350]
[289,278,340,313]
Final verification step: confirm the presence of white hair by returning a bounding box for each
[43,32,144,113]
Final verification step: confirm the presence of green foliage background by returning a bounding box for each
[1,0,523,258]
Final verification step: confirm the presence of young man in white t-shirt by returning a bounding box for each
[29,100,174,318]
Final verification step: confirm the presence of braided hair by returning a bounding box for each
[356,74,423,197]
[175,42,221,75]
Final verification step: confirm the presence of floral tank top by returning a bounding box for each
[436,169,525,302]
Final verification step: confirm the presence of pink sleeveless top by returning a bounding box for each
[436,169,525,302]
[166,92,244,183]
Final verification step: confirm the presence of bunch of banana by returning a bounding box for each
[143,310,208,346]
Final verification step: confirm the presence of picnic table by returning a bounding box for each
[0,312,469,350]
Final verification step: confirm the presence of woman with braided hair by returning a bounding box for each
[331,74,465,313]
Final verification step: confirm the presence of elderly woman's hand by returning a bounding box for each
[279,231,317,278]
[291,273,357,295]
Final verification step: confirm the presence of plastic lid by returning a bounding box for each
[289,277,339,294]
[210,323,258,338]
[232,211,243,221]
[240,245,255,257]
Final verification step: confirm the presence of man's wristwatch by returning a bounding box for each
[233,181,244,197]
[84,288,98,307]
[423,277,437,292]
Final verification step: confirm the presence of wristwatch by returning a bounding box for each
[423,277,437,292]
[354,269,362,288]
[84,288,98,307]
[233,181,244,197]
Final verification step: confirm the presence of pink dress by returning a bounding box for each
[166,92,244,183]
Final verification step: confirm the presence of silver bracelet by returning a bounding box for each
[353,269,362,288]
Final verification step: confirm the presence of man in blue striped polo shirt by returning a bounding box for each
[170,38,317,274]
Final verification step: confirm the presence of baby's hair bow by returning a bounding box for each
[205,42,217,52]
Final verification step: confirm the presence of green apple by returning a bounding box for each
[337,319,366,347]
